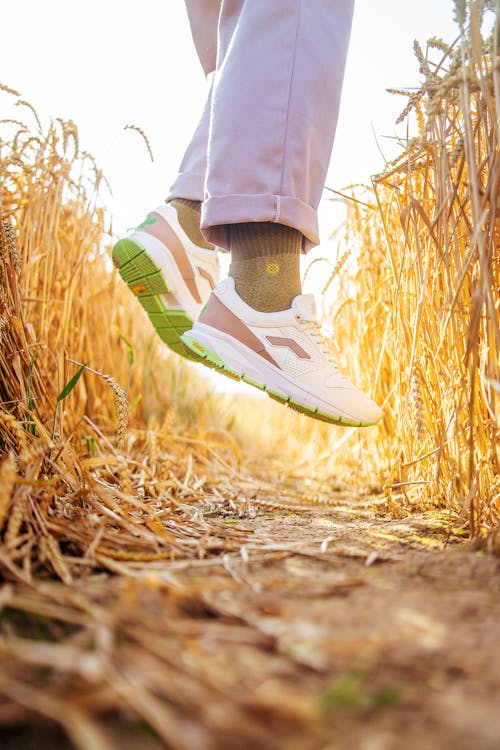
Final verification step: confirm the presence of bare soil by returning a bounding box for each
[1,487,500,750]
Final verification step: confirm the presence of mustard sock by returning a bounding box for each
[169,198,213,249]
[229,222,302,312]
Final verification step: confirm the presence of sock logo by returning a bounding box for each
[266,262,280,276]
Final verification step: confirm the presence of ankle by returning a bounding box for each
[169,198,213,249]
[229,223,302,312]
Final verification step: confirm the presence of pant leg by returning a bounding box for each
[167,85,212,202]
[167,1,222,202]
[184,0,222,76]
[201,0,355,251]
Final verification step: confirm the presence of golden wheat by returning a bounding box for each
[317,1,499,535]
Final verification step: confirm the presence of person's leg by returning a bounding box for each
[181,0,381,426]
[184,0,221,77]
[112,2,222,360]
[201,0,354,313]
[166,86,213,249]
[166,1,222,241]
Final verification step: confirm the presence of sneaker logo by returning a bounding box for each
[266,336,311,359]
[141,212,203,304]
[132,283,148,294]
[266,262,280,276]
[137,214,156,229]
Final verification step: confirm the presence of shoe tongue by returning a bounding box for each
[291,294,317,321]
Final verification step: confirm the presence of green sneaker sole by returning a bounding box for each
[182,334,375,427]
[112,237,201,362]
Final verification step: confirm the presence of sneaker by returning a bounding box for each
[112,203,219,360]
[181,277,383,426]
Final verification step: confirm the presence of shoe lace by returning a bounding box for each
[296,315,341,371]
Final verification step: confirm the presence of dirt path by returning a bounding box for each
[1,487,500,750]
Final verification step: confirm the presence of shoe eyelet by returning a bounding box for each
[294,314,302,323]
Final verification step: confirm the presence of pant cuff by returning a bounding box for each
[201,193,319,252]
[166,172,205,203]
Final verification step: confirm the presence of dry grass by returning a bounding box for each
[0,91,287,580]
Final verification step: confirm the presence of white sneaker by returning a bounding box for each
[181,277,383,426]
[112,203,219,360]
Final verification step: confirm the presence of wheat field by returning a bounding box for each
[321,1,499,537]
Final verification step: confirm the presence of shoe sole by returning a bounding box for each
[182,332,379,427]
[112,237,201,362]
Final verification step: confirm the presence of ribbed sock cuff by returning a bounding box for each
[229,222,302,260]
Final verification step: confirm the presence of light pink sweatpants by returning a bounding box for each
[168,0,354,251]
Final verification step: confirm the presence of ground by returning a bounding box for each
[1,484,500,750]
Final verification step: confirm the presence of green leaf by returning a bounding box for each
[26,355,35,410]
[57,364,86,402]
[117,330,134,366]
[27,355,36,435]
[128,393,142,415]
[27,415,36,436]
[84,435,96,457]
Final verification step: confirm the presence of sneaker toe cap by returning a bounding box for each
[326,386,383,425]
